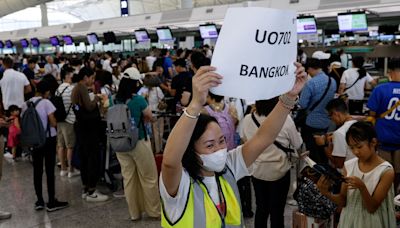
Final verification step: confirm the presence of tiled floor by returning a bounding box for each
[0,157,297,228]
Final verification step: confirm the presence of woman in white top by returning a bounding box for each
[241,97,303,228]
[160,64,307,227]
[339,56,376,115]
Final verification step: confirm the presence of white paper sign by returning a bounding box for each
[211,7,297,100]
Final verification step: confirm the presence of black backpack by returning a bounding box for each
[51,86,71,122]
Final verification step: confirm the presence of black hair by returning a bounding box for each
[28,58,37,64]
[182,114,218,181]
[329,54,341,64]
[116,77,139,101]
[105,51,113,58]
[305,58,321,69]
[36,80,51,95]
[152,58,164,72]
[345,121,376,145]
[326,98,348,114]
[161,49,169,57]
[74,67,94,82]
[41,74,59,96]
[176,48,184,57]
[388,58,400,71]
[60,65,74,81]
[8,105,21,114]
[95,70,113,87]
[70,58,82,67]
[190,51,210,70]
[2,57,13,68]
[255,97,279,116]
[352,56,367,79]
[208,92,224,103]
[173,58,186,68]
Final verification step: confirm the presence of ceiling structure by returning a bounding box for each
[0,0,249,32]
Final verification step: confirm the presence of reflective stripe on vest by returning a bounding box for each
[161,167,244,227]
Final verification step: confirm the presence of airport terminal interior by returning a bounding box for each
[1,0,400,227]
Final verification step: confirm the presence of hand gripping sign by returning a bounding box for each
[211,7,297,100]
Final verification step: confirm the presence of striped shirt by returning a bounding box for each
[299,72,336,129]
[56,83,75,124]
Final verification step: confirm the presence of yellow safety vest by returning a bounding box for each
[161,168,243,228]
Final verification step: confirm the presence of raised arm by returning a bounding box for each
[162,66,222,196]
[241,63,307,167]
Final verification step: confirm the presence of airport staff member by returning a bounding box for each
[159,63,307,227]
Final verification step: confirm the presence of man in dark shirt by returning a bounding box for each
[171,58,192,107]
[23,59,37,100]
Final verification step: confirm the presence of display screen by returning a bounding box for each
[103,32,117,44]
[0,41,4,49]
[20,39,29,48]
[156,28,173,41]
[338,12,368,32]
[31,38,40,47]
[87,33,99,44]
[134,30,150,42]
[63,35,74,45]
[5,40,13,48]
[297,16,317,34]
[199,24,219,39]
[50,36,60,46]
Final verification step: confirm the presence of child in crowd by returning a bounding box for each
[7,105,21,160]
[317,121,396,227]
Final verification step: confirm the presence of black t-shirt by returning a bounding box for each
[23,68,35,100]
[171,71,192,103]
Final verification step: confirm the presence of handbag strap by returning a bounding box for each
[251,112,294,154]
[309,76,332,112]
[379,100,400,118]
[344,76,361,91]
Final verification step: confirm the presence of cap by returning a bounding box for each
[312,51,331,60]
[123,67,143,83]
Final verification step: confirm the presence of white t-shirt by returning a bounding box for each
[159,146,249,224]
[147,87,164,112]
[332,120,357,162]
[102,59,112,73]
[240,114,303,181]
[22,97,57,137]
[44,63,59,78]
[340,68,374,100]
[0,69,30,109]
[56,83,76,124]
[146,56,157,70]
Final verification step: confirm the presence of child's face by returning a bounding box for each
[11,110,20,116]
[348,137,377,161]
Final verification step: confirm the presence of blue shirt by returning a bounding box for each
[367,81,400,151]
[299,72,337,129]
[163,57,173,79]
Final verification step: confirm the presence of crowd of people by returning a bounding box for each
[0,45,399,228]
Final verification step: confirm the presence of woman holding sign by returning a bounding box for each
[160,63,307,227]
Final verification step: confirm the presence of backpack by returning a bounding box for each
[20,99,48,148]
[205,104,236,150]
[106,98,139,152]
[51,86,71,122]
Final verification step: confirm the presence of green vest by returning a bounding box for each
[161,167,244,228]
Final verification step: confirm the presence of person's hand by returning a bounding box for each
[314,135,326,146]
[189,66,223,112]
[286,62,307,98]
[345,176,365,190]
[0,118,10,127]
[317,175,331,196]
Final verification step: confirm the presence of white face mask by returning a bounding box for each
[198,148,228,172]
